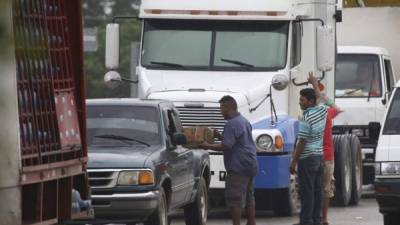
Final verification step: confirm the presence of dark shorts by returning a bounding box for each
[225,171,255,208]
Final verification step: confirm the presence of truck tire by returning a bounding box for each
[331,135,353,206]
[145,188,169,225]
[384,212,400,225]
[273,175,300,216]
[348,134,363,205]
[184,178,208,225]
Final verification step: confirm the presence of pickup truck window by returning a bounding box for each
[335,54,382,98]
[86,105,161,147]
[142,19,288,71]
[383,89,400,135]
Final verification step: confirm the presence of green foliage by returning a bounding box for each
[83,0,141,99]
[84,20,141,98]
[0,0,11,59]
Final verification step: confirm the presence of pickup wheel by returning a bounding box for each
[332,135,353,206]
[183,178,208,225]
[145,188,169,225]
[348,134,363,205]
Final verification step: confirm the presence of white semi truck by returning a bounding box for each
[104,0,363,214]
[335,46,398,186]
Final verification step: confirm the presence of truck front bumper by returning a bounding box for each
[375,178,400,213]
[91,191,159,220]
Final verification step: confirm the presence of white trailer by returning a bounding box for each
[104,0,363,214]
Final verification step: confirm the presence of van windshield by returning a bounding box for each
[383,89,400,135]
[335,54,382,98]
[142,19,288,71]
[86,105,161,147]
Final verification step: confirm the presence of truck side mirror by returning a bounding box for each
[104,71,122,89]
[271,74,289,91]
[172,133,187,146]
[316,25,334,72]
[105,23,120,69]
[369,122,381,142]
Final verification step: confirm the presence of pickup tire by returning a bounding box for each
[384,212,400,225]
[145,188,169,225]
[331,135,353,206]
[348,134,363,205]
[183,178,208,225]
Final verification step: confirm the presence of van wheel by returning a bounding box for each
[184,178,208,225]
[273,174,300,216]
[348,134,363,205]
[332,135,353,206]
[384,212,400,225]
[145,188,169,225]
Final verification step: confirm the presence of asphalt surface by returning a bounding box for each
[171,197,383,225]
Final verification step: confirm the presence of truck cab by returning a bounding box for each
[334,46,397,185]
[374,80,400,225]
[86,99,210,225]
[103,0,355,214]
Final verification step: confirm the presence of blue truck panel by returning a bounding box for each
[254,154,291,189]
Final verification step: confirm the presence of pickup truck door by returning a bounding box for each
[164,108,194,207]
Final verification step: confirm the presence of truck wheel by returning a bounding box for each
[348,134,363,205]
[384,212,400,225]
[145,188,169,225]
[332,135,353,206]
[184,178,208,225]
[273,175,300,216]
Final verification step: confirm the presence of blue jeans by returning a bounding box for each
[298,155,324,225]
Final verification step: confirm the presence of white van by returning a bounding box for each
[374,80,400,225]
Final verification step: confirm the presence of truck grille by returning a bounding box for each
[88,170,119,188]
[176,107,226,133]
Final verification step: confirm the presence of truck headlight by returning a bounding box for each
[256,134,273,151]
[117,170,154,185]
[381,162,400,175]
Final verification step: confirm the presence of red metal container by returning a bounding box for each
[12,0,89,224]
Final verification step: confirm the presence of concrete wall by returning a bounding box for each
[0,1,21,224]
[337,7,400,80]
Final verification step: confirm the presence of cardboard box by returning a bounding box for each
[182,126,214,149]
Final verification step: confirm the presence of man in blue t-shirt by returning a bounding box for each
[290,88,327,225]
[200,95,258,225]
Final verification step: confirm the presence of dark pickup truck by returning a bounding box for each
[86,98,210,225]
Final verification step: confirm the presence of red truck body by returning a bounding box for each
[3,0,90,224]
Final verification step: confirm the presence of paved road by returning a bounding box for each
[171,197,383,225]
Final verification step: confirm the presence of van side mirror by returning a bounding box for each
[172,133,187,146]
[369,122,381,142]
[316,25,334,72]
[105,23,120,69]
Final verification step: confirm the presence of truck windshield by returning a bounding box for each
[142,19,288,71]
[86,105,161,147]
[383,89,400,135]
[335,54,382,98]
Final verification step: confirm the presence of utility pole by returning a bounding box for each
[130,42,140,98]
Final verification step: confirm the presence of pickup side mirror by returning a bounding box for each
[171,133,187,146]
[369,122,381,142]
